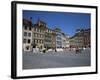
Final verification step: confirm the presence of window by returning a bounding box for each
[41,35,43,38]
[35,40,37,43]
[35,39,37,43]
[37,40,38,43]
[39,29,40,32]
[28,39,30,43]
[34,39,36,43]
[34,33,38,37]
[29,27,31,30]
[40,30,41,32]
[57,41,61,45]
[39,40,41,43]
[23,39,26,43]
[26,46,29,50]
[36,40,38,43]
[35,28,37,31]
[38,34,40,37]
[35,34,37,37]
[37,29,39,32]
[24,26,27,30]
[37,34,38,37]
[57,37,61,40]
[28,33,31,37]
[24,32,27,36]
[36,28,38,32]
[41,40,43,43]
[41,30,43,33]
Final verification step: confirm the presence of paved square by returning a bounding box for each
[23,49,90,69]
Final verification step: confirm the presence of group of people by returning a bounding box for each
[75,48,82,54]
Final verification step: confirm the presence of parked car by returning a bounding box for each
[47,49,53,52]
[33,48,39,53]
[56,48,63,52]
[47,49,56,52]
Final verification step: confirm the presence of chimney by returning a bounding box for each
[37,18,40,26]
[29,17,32,26]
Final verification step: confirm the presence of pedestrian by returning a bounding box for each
[76,47,79,54]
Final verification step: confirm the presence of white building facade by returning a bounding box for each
[22,19,33,52]
[62,33,70,49]
[62,33,66,48]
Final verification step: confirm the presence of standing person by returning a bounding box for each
[76,47,79,54]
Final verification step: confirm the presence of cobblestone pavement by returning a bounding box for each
[23,49,90,69]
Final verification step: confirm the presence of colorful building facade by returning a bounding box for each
[22,19,92,52]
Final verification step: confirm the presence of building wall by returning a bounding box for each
[69,37,76,49]
[51,30,56,49]
[83,29,90,48]
[56,32,62,48]
[69,28,90,49]
[62,34,66,48]
[44,28,52,49]
[32,25,45,49]
[65,35,70,48]
[23,19,73,51]
[22,19,33,52]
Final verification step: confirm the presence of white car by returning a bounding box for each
[47,49,52,52]
[47,49,55,52]
[56,48,63,52]
[33,48,39,53]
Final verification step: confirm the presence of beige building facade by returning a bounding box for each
[44,28,53,49]
[32,20,46,49]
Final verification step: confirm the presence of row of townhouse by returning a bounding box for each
[22,18,70,52]
[69,28,90,49]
